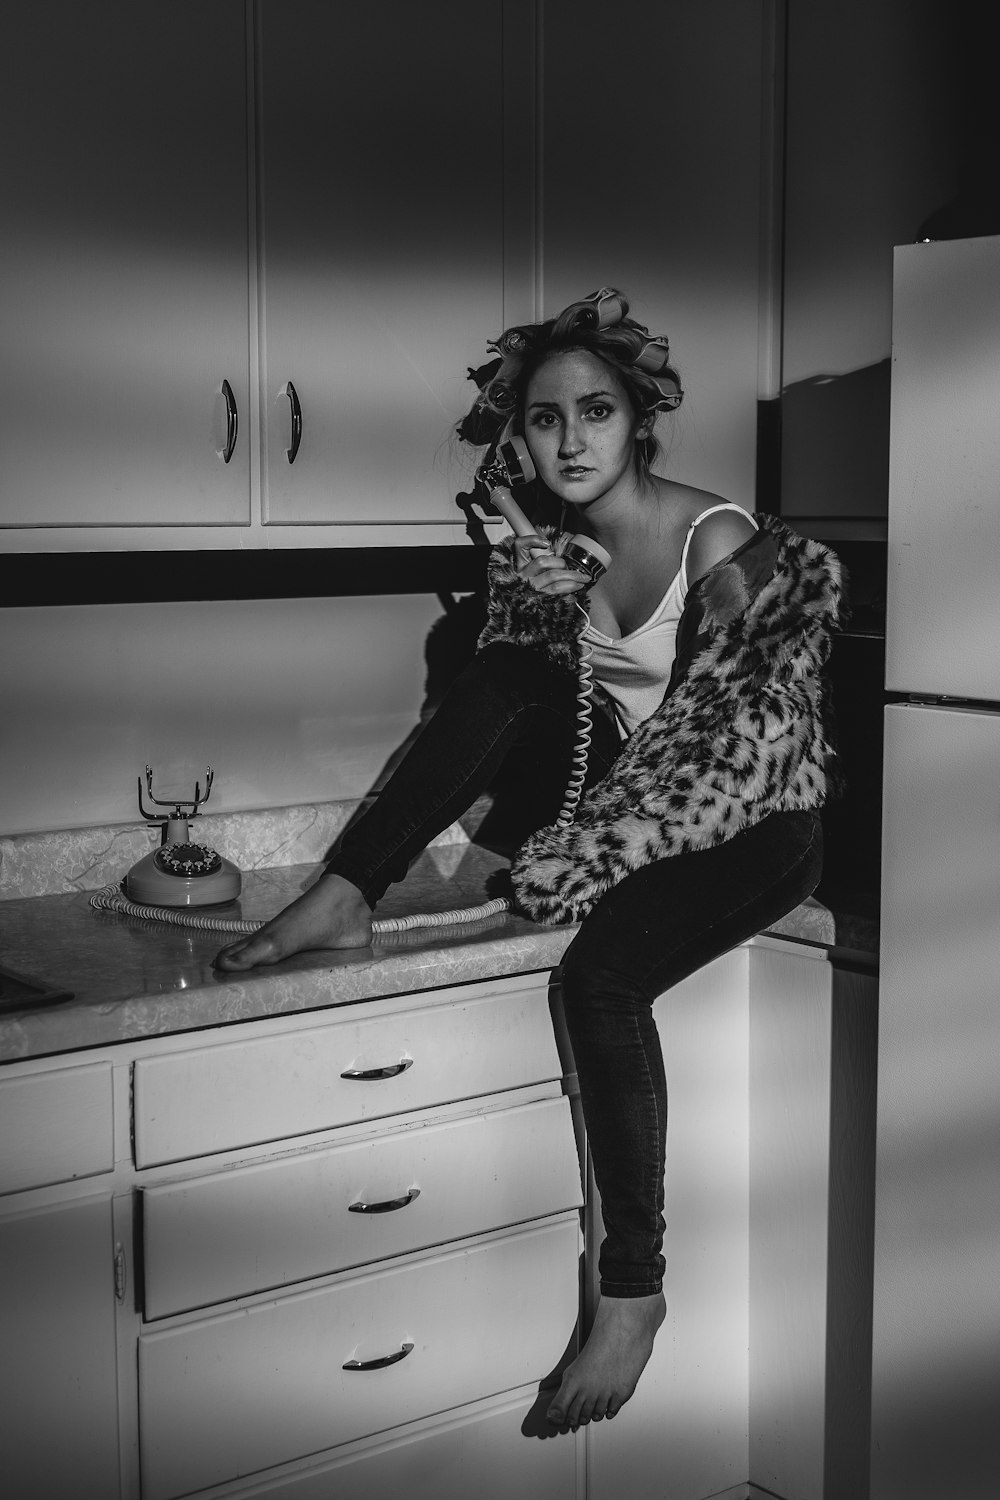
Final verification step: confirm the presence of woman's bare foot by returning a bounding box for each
[213,874,373,970]
[546,1291,666,1429]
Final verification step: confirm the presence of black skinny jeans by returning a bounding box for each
[327,643,823,1298]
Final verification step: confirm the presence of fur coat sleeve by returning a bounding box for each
[479,514,845,925]
[476,525,584,675]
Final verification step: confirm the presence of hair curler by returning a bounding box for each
[479,435,611,585]
[554,286,629,335]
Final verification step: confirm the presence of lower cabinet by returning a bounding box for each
[1,943,857,1500]
[0,1059,120,1500]
[0,1191,121,1500]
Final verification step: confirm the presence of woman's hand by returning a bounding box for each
[513,532,590,595]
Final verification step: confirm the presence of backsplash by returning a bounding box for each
[0,799,470,901]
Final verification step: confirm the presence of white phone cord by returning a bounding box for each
[555,600,596,827]
[90,600,595,939]
[88,884,511,936]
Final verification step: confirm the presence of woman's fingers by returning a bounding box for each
[515,539,588,594]
[526,562,588,594]
[513,532,554,570]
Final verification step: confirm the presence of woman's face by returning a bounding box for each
[522,349,645,510]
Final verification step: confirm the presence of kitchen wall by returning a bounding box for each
[781,0,991,519]
[1,593,444,835]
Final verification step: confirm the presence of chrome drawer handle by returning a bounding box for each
[343,1341,414,1372]
[348,1187,420,1215]
[340,1058,413,1081]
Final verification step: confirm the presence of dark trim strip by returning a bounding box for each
[0,546,491,607]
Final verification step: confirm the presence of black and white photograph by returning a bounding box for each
[1,4,996,1499]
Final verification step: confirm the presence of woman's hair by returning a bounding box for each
[457,287,683,476]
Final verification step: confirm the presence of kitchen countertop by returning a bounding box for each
[0,843,865,1063]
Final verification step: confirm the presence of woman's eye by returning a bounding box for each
[531,411,558,428]
[587,404,610,420]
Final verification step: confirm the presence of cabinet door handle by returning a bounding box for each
[340,1058,413,1081]
[222,379,238,463]
[285,380,302,463]
[348,1186,420,1214]
[343,1341,414,1372]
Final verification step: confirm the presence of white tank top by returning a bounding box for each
[582,503,757,737]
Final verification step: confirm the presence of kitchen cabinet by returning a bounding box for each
[0,2,252,534]
[0,1063,120,1500]
[256,1,517,530]
[0,1,531,554]
[0,974,584,1500]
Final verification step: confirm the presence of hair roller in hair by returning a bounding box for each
[495,327,531,356]
[632,336,684,410]
[554,286,629,336]
[649,370,684,411]
[633,336,672,374]
[484,376,517,412]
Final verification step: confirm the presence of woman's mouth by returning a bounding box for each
[560,465,593,478]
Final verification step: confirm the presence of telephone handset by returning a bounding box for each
[482,434,612,585]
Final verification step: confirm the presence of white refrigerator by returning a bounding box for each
[872,234,1000,1500]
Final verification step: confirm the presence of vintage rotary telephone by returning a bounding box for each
[124,766,241,907]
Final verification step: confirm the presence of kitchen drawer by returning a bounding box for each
[0,1061,113,1194]
[133,982,562,1166]
[142,1094,583,1319]
[138,1215,580,1500]
[208,1391,579,1499]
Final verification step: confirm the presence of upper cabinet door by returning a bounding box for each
[886,236,1000,700]
[0,3,250,531]
[257,1,510,528]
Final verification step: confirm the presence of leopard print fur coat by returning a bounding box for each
[477,513,845,924]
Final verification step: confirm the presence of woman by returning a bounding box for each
[216,289,843,1431]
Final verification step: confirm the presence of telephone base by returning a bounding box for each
[125,848,242,908]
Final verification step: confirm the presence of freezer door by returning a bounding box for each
[886,235,1000,699]
[873,703,1000,1499]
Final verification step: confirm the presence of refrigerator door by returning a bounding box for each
[872,703,1000,1499]
[886,235,1000,700]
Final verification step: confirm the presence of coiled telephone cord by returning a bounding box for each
[88,884,511,937]
[555,600,596,828]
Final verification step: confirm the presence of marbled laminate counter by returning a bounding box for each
[0,843,847,1063]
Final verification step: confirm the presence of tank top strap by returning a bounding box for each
[678,503,757,593]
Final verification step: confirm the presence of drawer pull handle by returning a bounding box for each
[343,1341,414,1372]
[341,1058,413,1081]
[348,1186,420,1215]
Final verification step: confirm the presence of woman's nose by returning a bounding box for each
[558,421,585,457]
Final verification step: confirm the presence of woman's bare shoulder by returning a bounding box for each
[656,478,732,520]
[662,484,756,584]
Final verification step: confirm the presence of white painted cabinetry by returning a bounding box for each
[0,1,530,553]
[0,1063,120,1500]
[255,1,521,531]
[0,937,863,1500]
[0,975,584,1500]
[0,2,252,534]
